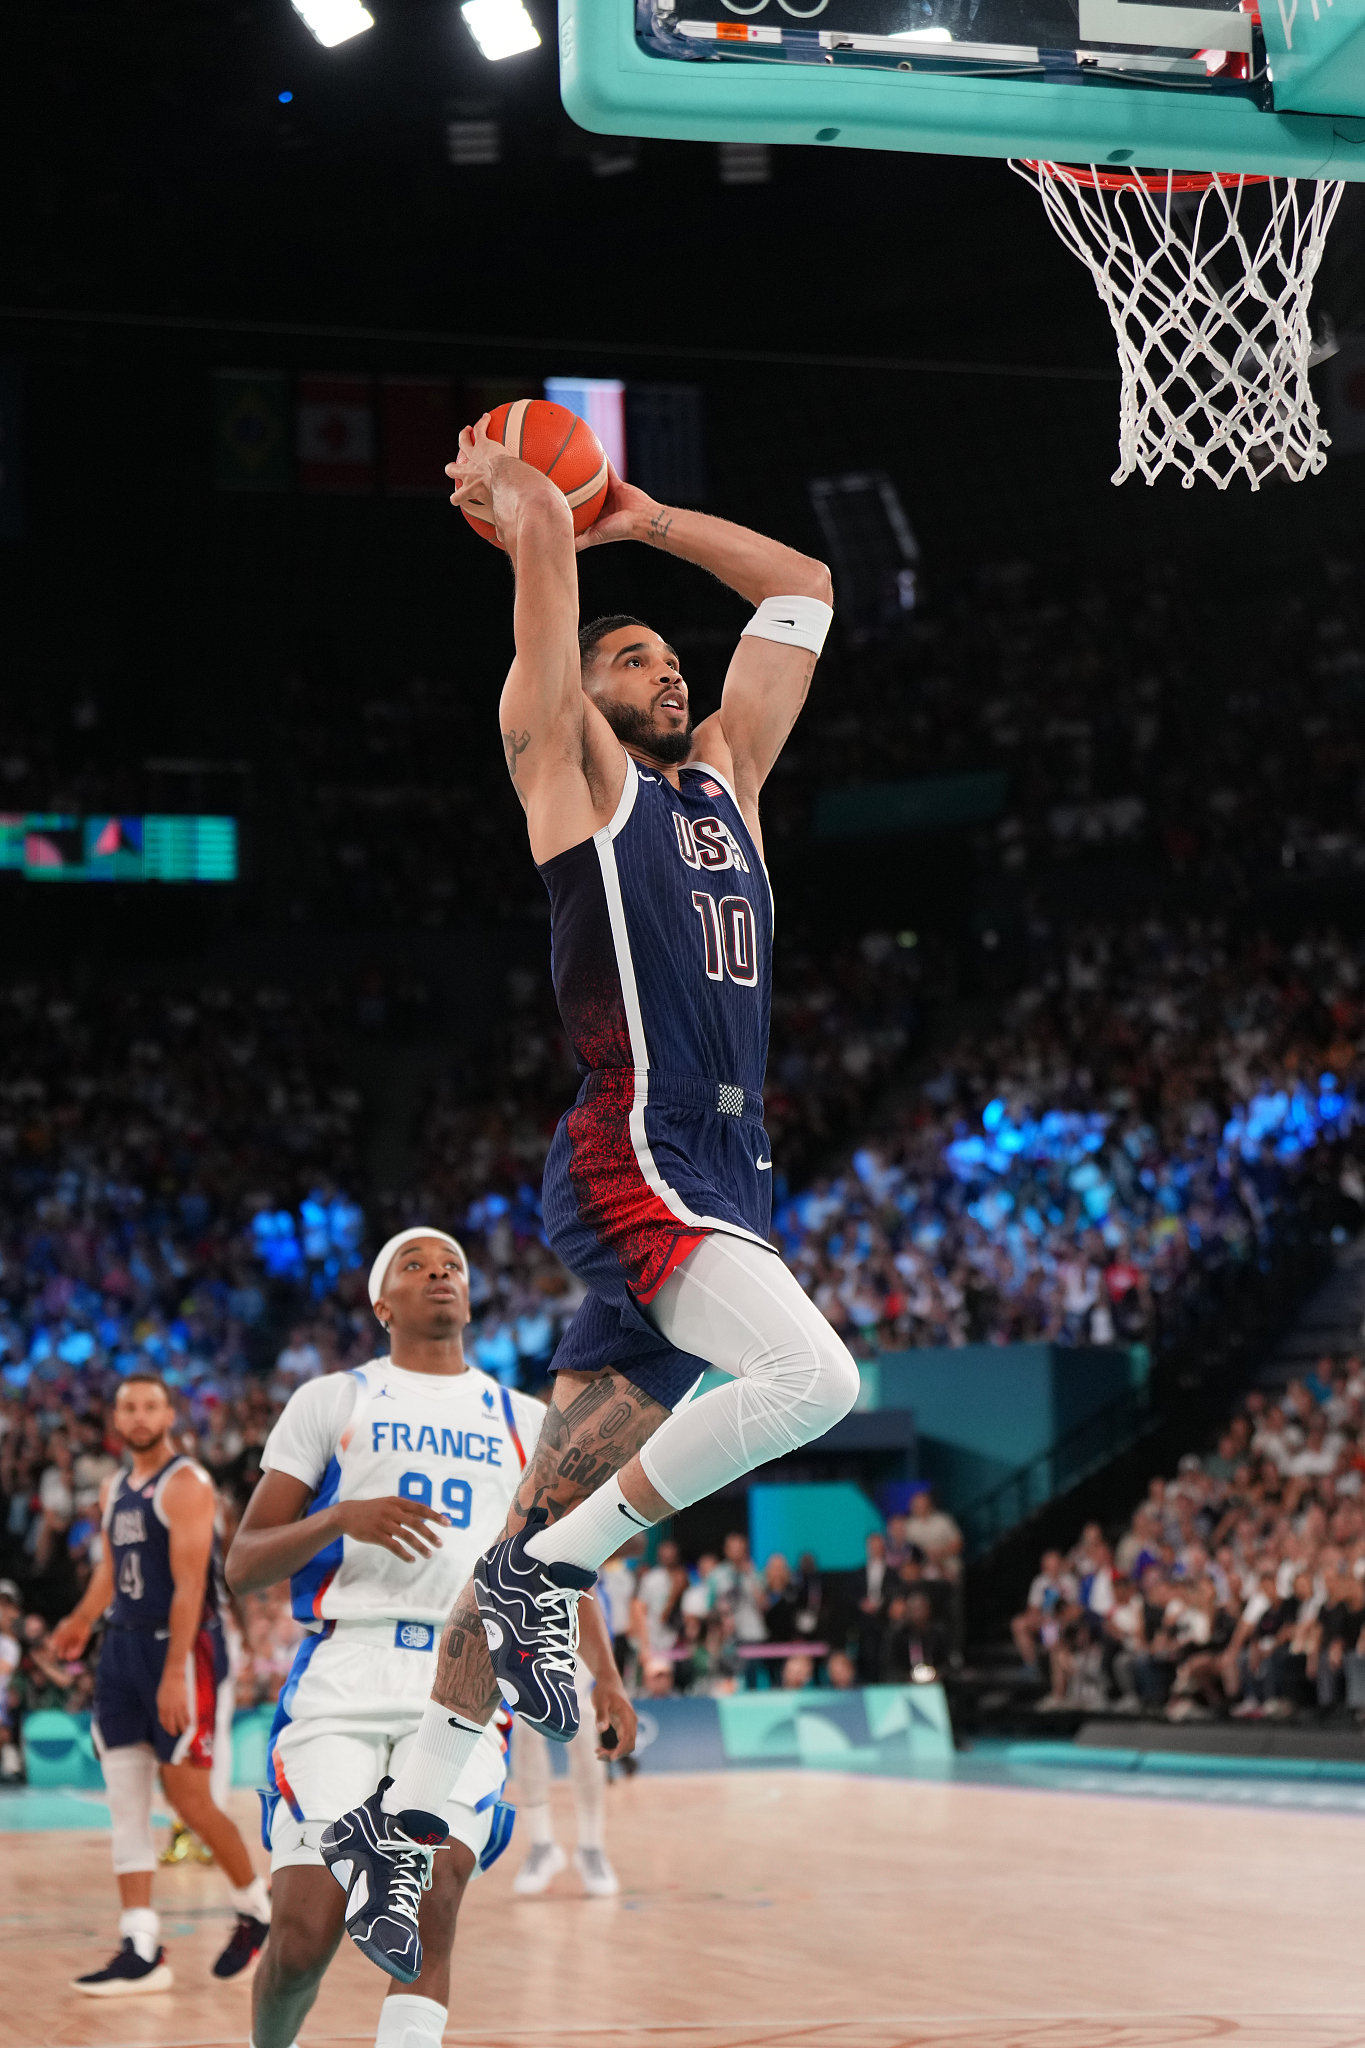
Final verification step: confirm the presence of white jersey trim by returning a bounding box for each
[601,755,640,842]
[592,794,773,1253]
[151,1454,209,1529]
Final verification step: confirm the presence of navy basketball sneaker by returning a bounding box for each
[320,1781,449,1983]
[473,1507,596,1742]
[71,1940,173,1997]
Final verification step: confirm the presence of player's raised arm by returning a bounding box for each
[577,468,832,844]
[449,415,620,862]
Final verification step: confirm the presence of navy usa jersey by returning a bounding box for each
[539,757,777,1328]
[540,760,772,1097]
[103,1455,223,1630]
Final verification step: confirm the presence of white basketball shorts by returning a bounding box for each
[267,1619,506,1873]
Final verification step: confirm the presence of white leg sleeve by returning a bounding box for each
[567,1718,605,1851]
[638,1234,860,1512]
[513,1718,551,1808]
[100,1742,158,1875]
[210,1667,236,1810]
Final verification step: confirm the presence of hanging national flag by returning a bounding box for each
[214,369,289,492]
[297,373,375,493]
[544,378,626,478]
[380,376,455,495]
[626,384,706,506]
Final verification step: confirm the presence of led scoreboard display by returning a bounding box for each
[0,814,239,884]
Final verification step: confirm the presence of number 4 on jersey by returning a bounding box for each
[691,891,758,988]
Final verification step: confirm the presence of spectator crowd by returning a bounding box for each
[5,549,1365,1764]
[1014,1354,1365,1722]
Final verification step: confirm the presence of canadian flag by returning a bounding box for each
[297,373,375,493]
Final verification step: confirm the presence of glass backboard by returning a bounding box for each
[558,0,1365,178]
[640,0,1261,88]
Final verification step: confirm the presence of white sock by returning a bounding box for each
[230,1875,271,1922]
[120,1906,160,1963]
[381,1702,484,1818]
[524,1476,656,1574]
[523,1802,554,1849]
[375,1994,448,2048]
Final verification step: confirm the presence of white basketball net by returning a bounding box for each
[1010,161,1345,490]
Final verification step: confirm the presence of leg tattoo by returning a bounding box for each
[430,1369,663,1720]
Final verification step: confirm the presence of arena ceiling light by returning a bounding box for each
[460,0,541,61]
[291,0,374,46]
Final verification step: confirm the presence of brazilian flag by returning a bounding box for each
[214,369,289,491]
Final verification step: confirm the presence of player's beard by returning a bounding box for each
[598,697,693,766]
[120,1425,169,1455]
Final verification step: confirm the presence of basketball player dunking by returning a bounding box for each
[321,416,860,1978]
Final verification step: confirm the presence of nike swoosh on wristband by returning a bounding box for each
[617,1501,651,1527]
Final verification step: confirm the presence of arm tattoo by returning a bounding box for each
[646,508,674,549]
[428,1367,664,1721]
[503,728,530,779]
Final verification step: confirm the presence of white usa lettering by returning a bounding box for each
[673,813,750,875]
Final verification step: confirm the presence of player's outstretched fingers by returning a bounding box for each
[336,1495,449,1559]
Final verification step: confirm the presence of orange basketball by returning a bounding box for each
[461,398,610,548]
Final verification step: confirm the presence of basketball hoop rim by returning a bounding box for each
[1019,159,1271,192]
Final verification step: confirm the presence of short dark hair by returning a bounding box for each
[116,1371,171,1401]
[579,614,647,666]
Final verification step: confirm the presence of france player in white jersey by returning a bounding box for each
[226,1228,635,2048]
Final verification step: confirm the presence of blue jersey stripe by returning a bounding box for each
[289,1453,344,1622]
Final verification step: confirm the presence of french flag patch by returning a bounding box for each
[700,779,721,798]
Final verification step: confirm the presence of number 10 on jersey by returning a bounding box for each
[692,891,758,987]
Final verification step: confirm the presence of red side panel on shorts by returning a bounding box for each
[272,1747,306,1822]
[563,1091,707,1306]
[184,1627,220,1769]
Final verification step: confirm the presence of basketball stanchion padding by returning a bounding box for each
[1011,161,1346,491]
[462,398,610,547]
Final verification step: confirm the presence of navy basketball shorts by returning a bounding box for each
[542,1068,775,1410]
[94,1621,228,1767]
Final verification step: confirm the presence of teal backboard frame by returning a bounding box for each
[559,0,1365,176]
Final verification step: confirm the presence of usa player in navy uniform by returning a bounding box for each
[320,425,860,1980]
[226,1230,635,2048]
[52,1372,272,1994]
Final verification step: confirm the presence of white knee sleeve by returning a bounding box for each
[100,1742,158,1875]
[640,1233,860,1512]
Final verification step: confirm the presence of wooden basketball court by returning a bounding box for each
[3,1769,1363,2048]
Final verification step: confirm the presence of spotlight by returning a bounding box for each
[460,0,541,60]
[291,0,374,47]
[278,89,294,101]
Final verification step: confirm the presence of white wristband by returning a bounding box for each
[740,594,834,657]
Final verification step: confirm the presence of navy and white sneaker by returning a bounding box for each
[212,1913,270,1979]
[71,1940,173,1997]
[473,1507,596,1742]
[320,1780,448,1984]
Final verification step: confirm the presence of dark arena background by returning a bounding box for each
[5,7,1365,2046]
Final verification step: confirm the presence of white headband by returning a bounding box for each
[367,1228,470,1310]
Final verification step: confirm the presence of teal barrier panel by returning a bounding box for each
[21,1692,947,1787]
[632,1683,952,1772]
[20,1711,104,1790]
[20,1703,278,1790]
[749,1481,885,1571]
